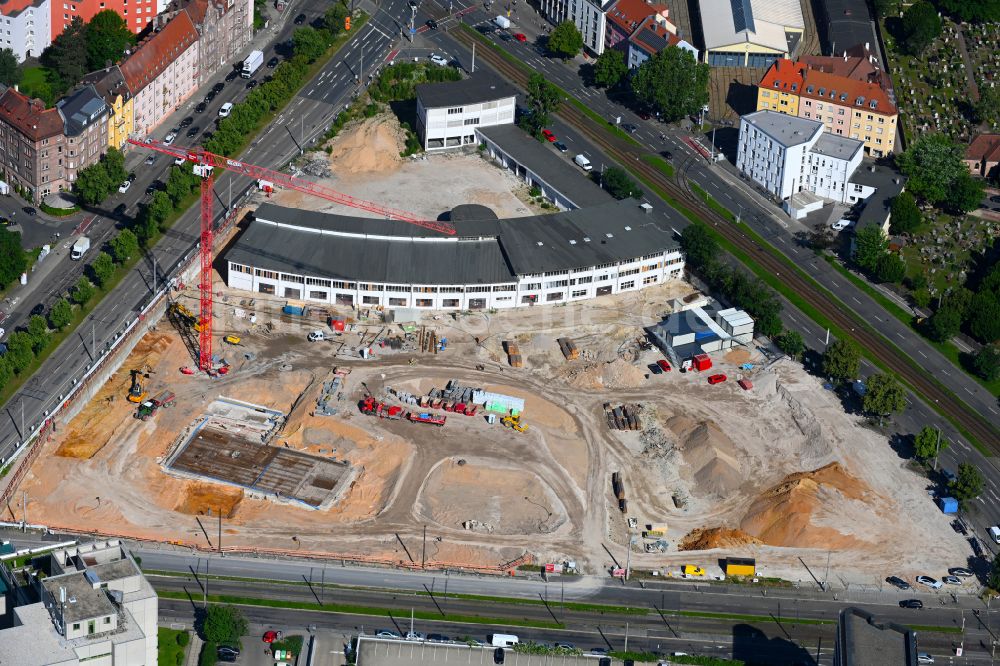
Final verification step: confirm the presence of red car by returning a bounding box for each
[262,631,282,643]
[541,129,556,142]
[707,374,727,385]
[656,360,671,372]
[513,32,527,42]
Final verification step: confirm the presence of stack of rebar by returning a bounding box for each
[604,403,642,431]
[557,337,579,360]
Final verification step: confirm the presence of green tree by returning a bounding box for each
[989,551,1000,593]
[968,292,1000,343]
[72,277,95,306]
[971,345,1000,381]
[40,16,88,91]
[913,425,945,461]
[861,373,907,421]
[519,73,561,137]
[946,172,986,214]
[547,21,583,58]
[896,133,966,205]
[5,331,34,374]
[949,462,984,506]
[900,1,941,54]
[292,26,329,62]
[109,229,139,264]
[632,46,709,122]
[889,191,921,234]
[74,161,114,205]
[873,0,899,16]
[88,251,115,288]
[102,147,128,186]
[679,224,720,271]
[27,314,49,355]
[874,252,906,283]
[935,0,1000,23]
[853,225,888,272]
[593,49,627,88]
[0,356,11,390]
[48,298,73,330]
[600,166,642,199]
[0,227,27,289]
[973,85,1000,126]
[822,338,861,383]
[200,605,248,645]
[324,1,349,35]
[166,166,198,206]
[85,10,136,71]
[774,330,805,359]
[0,48,20,87]
[925,305,962,342]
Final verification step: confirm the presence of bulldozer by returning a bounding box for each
[501,413,529,433]
[127,368,149,403]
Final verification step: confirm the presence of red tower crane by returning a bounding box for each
[127,137,456,372]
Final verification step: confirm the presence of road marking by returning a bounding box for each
[851,296,861,304]
[990,406,998,415]
[918,351,927,358]
[896,332,904,339]
[831,280,839,287]
[963,387,973,395]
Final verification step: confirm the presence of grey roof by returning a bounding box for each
[836,607,916,665]
[81,66,132,105]
[41,571,116,624]
[817,0,880,63]
[741,110,822,147]
[416,71,518,109]
[357,637,627,665]
[851,162,905,231]
[478,124,612,208]
[812,133,863,161]
[87,557,139,582]
[228,199,682,284]
[57,85,109,137]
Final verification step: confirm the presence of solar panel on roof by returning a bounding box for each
[730,0,755,33]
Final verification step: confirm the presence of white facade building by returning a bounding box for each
[225,200,687,311]
[0,540,158,666]
[0,0,50,62]
[416,72,518,151]
[539,0,611,54]
[736,110,866,215]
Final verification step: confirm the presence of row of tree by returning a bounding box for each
[75,148,130,206]
[0,227,28,291]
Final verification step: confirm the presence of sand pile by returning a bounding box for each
[326,115,405,175]
[668,416,743,497]
[738,463,876,548]
[679,527,762,551]
[567,359,646,390]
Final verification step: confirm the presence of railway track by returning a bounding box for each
[451,28,1000,449]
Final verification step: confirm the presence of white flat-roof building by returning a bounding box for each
[539,0,612,54]
[416,72,518,151]
[0,540,158,666]
[0,0,51,62]
[700,0,804,67]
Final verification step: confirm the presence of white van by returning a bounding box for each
[989,525,1000,544]
[489,633,519,647]
[307,330,325,342]
[574,154,592,171]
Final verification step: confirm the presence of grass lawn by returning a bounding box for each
[157,627,189,666]
[19,66,55,105]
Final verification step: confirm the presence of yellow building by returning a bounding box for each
[755,58,805,116]
[83,65,134,151]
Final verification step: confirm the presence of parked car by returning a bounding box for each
[246,79,258,89]
[494,647,505,665]
[268,56,280,68]
[163,132,176,145]
[226,69,240,82]
[376,630,401,639]
[553,141,568,152]
[621,122,637,133]
[707,373,727,385]
[179,116,193,128]
[262,631,279,643]
[294,12,307,23]
[885,576,911,590]
[831,219,852,231]
[648,363,663,375]
[118,180,131,194]
[186,126,200,137]
[218,102,234,117]
[22,206,36,216]
[205,90,217,103]
[541,129,556,142]
[638,111,651,120]
[899,599,924,609]
[195,102,207,113]
[426,18,438,28]
[405,631,426,641]
[212,82,225,94]
[114,203,128,217]
[656,360,672,372]
[146,180,163,195]
[951,519,967,535]
[499,32,513,41]
[948,567,974,578]
[308,330,326,342]
[427,634,450,642]
[513,32,527,41]
[174,156,186,166]
[144,154,157,165]
[942,575,962,585]
[429,53,449,66]
[917,654,935,664]
[916,575,942,589]
[217,646,240,658]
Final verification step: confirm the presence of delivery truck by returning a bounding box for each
[494,15,510,29]
[242,49,264,78]
[574,154,592,171]
[71,237,91,260]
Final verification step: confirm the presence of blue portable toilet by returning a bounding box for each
[938,497,958,514]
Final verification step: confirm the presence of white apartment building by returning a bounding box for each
[0,0,51,62]
[539,0,610,54]
[0,539,158,666]
[736,110,866,217]
[416,72,518,151]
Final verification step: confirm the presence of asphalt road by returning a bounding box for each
[0,0,409,460]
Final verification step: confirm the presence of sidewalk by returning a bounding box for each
[185,633,203,666]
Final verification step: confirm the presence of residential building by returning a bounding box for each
[605,0,668,53]
[56,84,110,186]
[698,0,804,67]
[755,58,898,157]
[799,43,888,86]
[0,0,50,62]
[162,0,253,83]
[82,65,134,151]
[0,539,158,666]
[834,607,917,665]
[52,0,170,39]
[415,71,517,151]
[851,162,905,235]
[0,87,66,203]
[816,0,879,65]
[539,0,612,55]
[224,199,687,310]
[120,9,199,137]
[626,14,698,68]
[964,133,1000,180]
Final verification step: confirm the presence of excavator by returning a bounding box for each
[501,413,529,433]
[127,368,150,403]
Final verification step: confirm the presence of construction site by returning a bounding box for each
[7,116,974,585]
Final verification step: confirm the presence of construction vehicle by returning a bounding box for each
[501,413,529,433]
[223,334,241,345]
[133,390,175,420]
[127,368,149,403]
[408,412,446,426]
[170,302,203,332]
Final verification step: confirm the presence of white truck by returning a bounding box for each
[574,154,592,171]
[71,237,91,260]
[494,15,510,29]
[242,49,264,78]
[488,633,519,647]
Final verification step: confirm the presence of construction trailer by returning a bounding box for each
[725,557,756,577]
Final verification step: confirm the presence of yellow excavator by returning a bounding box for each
[501,413,529,433]
[127,368,149,403]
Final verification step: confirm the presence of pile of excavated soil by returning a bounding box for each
[738,463,877,549]
[679,527,763,550]
[667,415,743,498]
[325,115,405,175]
[567,359,646,390]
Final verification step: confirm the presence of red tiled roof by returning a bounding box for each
[758,58,806,93]
[799,67,897,115]
[966,134,1000,163]
[0,88,64,142]
[606,0,667,34]
[629,15,682,54]
[799,54,877,81]
[0,0,47,16]
[119,10,198,94]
